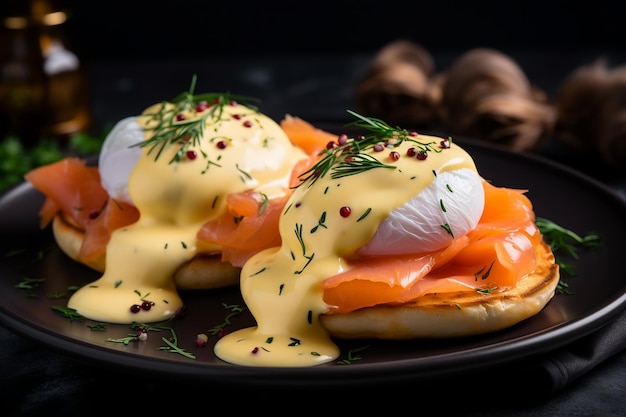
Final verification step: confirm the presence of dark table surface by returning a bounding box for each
[2,48,626,416]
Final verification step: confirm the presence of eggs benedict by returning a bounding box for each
[26,86,312,323]
[213,111,559,367]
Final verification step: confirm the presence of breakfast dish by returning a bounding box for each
[22,87,561,367]
[1,131,625,384]
[14,80,625,369]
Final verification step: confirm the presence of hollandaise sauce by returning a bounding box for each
[214,119,479,367]
[67,95,306,323]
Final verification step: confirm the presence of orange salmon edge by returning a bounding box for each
[280,115,338,155]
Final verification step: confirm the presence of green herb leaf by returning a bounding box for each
[336,344,371,365]
[51,305,85,320]
[135,75,260,164]
[536,217,602,294]
[207,303,247,336]
[297,110,440,186]
[536,217,602,260]
[0,131,106,193]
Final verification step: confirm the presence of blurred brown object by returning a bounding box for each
[0,0,91,146]
[354,40,442,128]
[354,42,557,153]
[554,60,626,173]
[439,48,556,152]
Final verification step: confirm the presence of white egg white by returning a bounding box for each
[358,168,485,255]
[98,116,143,205]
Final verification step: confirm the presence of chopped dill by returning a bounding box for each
[51,305,85,321]
[297,110,440,186]
[207,303,247,336]
[133,74,260,163]
[336,345,371,365]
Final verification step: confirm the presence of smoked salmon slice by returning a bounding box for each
[280,114,338,156]
[323,236,471,312]
[25,157,140,264]
[24,158,109,229]
[322,180,543,314]
[79,199,139,264]
[197,191,288,267]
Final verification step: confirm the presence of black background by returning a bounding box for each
[7,0,624,60]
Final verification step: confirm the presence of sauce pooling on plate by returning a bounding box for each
[214,121,482,367]
[68,94,307,323]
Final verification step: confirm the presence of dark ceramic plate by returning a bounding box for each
[1,137,625,388]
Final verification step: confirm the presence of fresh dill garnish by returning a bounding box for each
[293,222,315,274]
[14,277,45,290]
[336,344,371,365]
[105,320,195,359]
[294,223,306,255]
[441,223,454,238]
[357,207,372,222]
[157,328,195,359]
[46,292,68,300]
[476,286,498,294]
[207,303,247,336]
[536,217,602,261]
[310,211,327,233]
[297,110,440,186]
[258,192,269,215]
[536,217,602,294]
[87,323,107,331]
[331,152,394,179]
[288,337,302,346]
[133,74,260,163]
[3,248,27,258]
[474,261,495,281]
[51,305,85,321]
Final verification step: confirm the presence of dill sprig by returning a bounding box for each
[207,303,247,336]
[134,75,260,163]
[536,217,602,261]
[536,217,602,294]
[51,305,85,321]
[336,344,371,365]
[298,110,440,186]
[331,153,394,179]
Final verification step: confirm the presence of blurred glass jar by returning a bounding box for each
[0,0,91,146]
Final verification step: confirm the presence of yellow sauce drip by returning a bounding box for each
[214,136,478,366]
[67,103,307,323]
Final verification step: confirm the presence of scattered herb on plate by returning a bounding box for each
[336,345,371,365]
[536,217,602,294]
